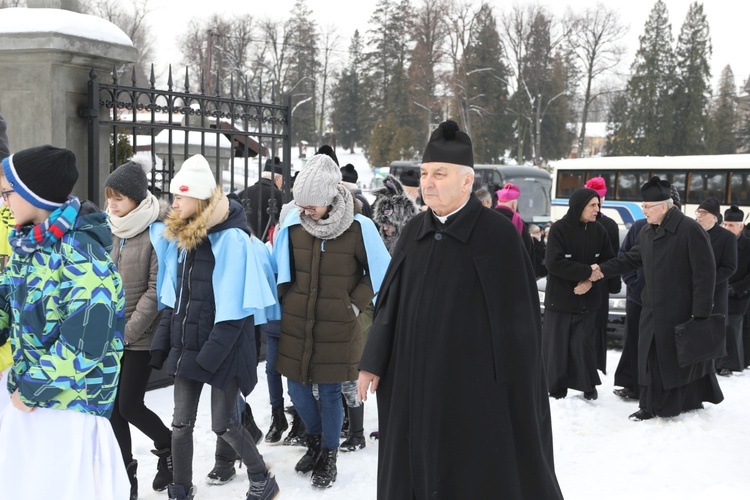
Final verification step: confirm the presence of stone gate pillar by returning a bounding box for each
[0,5,136,202]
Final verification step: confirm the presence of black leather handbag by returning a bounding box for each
[674,314,727,367]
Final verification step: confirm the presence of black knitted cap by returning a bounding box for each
[2,145,78,210]
[341,164,358,183]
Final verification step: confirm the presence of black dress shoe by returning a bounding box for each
[613,387,638,400]
[549,388,567,399]
[629,409,654,421]
[717,368,732,377]
[583,388,598,400]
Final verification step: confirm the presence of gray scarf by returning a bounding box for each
[299,184,354,240]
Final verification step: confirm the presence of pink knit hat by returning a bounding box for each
[496,183,520,202]
[585,177,607,198]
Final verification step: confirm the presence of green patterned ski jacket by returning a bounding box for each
[0,209,125,417]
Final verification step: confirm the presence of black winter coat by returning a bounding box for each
[621,219,648,305]
[151,199,259,396]
[237,178,283,242]
[544,189,615,313]
[600,207,716,390]
[706,223,737,320]
[728,233,750,315]
[359,194,563,500]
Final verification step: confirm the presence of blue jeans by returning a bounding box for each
[172,377,266,488]
[262,321,284,409]
[288,380,343,450]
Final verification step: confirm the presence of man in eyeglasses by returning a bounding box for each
[593,177,724,421]
[695,197,737,377]
[718,205,749,375]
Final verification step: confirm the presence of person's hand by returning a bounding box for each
[11,390,34,413]
[574,280,593,295]
[357,370,380,403]
[590,264,604,282]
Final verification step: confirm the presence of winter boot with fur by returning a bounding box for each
[311,448,338,489]
[340,404,366,452]
[126,460,138,500]
[283,408,308,447]
[167,483,196,500]
[246,470,280,500]
[295,434,322,474]
[265,406,288,444]
[151,447,173,491]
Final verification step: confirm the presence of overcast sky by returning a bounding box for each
[148,0,749,94]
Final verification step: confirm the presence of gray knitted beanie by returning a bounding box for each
[105,160,149,203]
[293,154,342,206]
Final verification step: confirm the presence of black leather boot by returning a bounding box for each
[265,406,288,443]
[340,404,365,452]
[311,448,338,489]
[126,459,138,500]
[283,409,308,447]
[295,434,322,474]
[151,447,173,491]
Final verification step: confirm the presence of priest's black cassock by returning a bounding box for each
[359,193,563,500]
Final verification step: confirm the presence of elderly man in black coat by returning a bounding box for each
[358,120,563,500]
[543,187,615,401]
[695,197,737,352]
[594,176,724,421]
[718,205,750,373]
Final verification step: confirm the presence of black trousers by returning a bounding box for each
[614,299,641,395]
[717,314,744,372]
[110,349,172,466]
[543,309,600,393]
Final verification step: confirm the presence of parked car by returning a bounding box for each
[536,276,627,345]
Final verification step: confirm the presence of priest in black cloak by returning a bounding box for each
[357,120,564,500]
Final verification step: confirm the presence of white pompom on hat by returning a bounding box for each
[170,154,216,200]
[293,153,342,206]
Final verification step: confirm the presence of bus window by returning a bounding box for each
[730,171,750,206]
[617,171,649,201]
[687,170,726,204]
[556,170,586,198]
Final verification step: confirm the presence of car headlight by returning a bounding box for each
[609,298,627,310]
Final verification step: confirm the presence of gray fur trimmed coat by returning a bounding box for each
[371,175,419,254]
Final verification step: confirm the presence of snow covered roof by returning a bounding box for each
[0,8,133,47]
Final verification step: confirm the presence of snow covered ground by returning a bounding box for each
[131,349,750,499]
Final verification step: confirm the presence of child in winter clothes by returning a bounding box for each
[0,145,129,499]
[105,159,173,499]
[149,154,280,500]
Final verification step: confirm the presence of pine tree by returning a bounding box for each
[541,52,574,161]
[463,3,512,164]
[672,2,712,155]
[365,0,413,120]
[406,0,446,148]
[368,115,400,167]
[286,0,319,145]
[620,0,676,155]
[712,65,737,154]
[332,31,366,152]
[605,92,633,156]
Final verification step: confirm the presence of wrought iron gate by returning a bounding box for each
[79,64,292,238]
